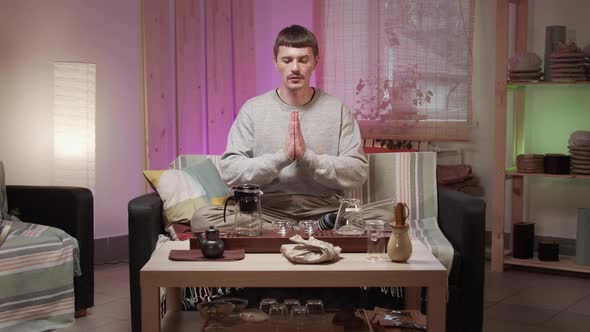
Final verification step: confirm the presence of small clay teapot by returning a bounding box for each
[197,226,225,259]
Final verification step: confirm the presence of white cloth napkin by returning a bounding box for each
[280,235,342,264]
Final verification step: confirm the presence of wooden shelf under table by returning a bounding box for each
[161,311,201,332]
[161,311,384,332]
[504,254,590,274]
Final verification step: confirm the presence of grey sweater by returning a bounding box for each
[220,89,368,197]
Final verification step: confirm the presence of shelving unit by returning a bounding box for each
[492,0,590,273]
[508,81,590,88]
[504,255,590,274]
[506,168,590,180]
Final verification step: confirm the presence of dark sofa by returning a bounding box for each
[128,188,484,331]
[6,185,95,315]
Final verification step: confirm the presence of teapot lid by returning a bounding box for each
[205,225,218,235]
[205,225,220,240]
[231,184,262,194]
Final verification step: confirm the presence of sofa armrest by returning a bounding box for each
[438,188,485,331]
[128,192,165,332]
[6,185,94,245]
[438,189,485,266]
[6,185,94,311]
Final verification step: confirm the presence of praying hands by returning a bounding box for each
[284,111,306,161]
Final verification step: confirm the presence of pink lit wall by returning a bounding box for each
[253,0,315,96]
[144,0,317,169]
[0,0,143,239]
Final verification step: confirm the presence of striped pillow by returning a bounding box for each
[143,159,230,226]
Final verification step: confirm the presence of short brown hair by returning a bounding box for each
[273,25,319,59]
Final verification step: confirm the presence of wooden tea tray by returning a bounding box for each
[189,230,382,253]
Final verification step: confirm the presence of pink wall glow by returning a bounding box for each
[147,0,317,161]
[253,0,315,97]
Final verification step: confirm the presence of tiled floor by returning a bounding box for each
[59,263,131,332]
[57,262,590,331]
[483,264,590,332]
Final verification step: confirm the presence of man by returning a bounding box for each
[192,25,389,231]
[188,24,398,311]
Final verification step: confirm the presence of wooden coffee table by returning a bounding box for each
[140,239,447,331]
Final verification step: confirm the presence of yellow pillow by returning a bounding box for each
[143,159,230,226]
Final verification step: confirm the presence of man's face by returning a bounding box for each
[274,46,317,91]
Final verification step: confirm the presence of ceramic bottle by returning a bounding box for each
[387,203,412,262]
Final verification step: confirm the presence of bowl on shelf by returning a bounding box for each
[214,297,248,316]
[197,301,235,328]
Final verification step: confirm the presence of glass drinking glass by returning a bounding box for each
[298,220,319,236]
[283,298,300,312]
[290,304,309,321]
[365,219,387,261]
[259,298,277,314]
[305,299,325,314]
[272,220,293,235]
[268,303,288,320]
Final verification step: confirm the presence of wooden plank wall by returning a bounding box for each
[231,0,256,115]
[205,0,234,155]
[175,0,203,155]
[143,0,255,169]
[143,0,176,170]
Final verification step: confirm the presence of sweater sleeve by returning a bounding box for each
[220,107,293,187]
[299,105,368,190]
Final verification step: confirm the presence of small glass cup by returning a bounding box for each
[298,220,319,236]
[272,220,293,236]
[290,304,309,321]
[305,299,324,314]
[283,298,300,312]
[268,303,288,320]
[259,297,277,314]
[365,219,387,261]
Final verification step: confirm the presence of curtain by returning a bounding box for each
[143,0,256,169]
[314,0,474,141]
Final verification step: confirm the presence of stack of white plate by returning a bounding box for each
[516,154,545,173]
[508,52,543,82]
[569,131,590,175]
[508,67,543,82]
[550,52,589,82]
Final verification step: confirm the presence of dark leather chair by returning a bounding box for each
[6,185,94,316]
[127,188,485,332]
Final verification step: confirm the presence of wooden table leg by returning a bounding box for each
[165,287,181,312]
[141,285,161,332]
[404,287,421,310]
[427,285,446,332]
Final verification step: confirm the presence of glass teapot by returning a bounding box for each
[333,198,364,236]
[223,184,264,236]
[333,197,395,236]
